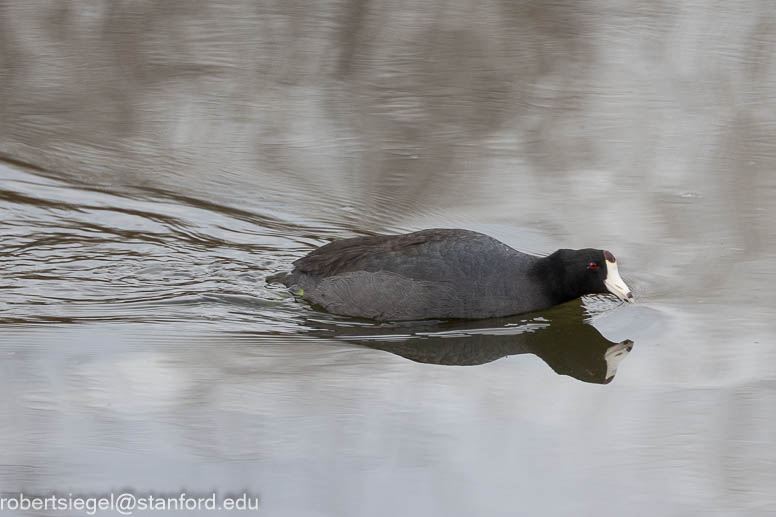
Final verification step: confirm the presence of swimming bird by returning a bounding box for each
[273,228,633,321]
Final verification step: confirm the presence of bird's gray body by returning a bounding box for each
[280,229,555,321]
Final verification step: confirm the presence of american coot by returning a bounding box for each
[275,229,633,321]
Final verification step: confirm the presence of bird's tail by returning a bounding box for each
[265,271,292,285]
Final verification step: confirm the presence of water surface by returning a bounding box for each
[1,2,775,516]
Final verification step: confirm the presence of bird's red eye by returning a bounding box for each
[587,262,599,270]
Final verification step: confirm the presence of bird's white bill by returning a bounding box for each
[604,259,634,303]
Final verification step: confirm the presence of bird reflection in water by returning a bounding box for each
[308,302,633,384]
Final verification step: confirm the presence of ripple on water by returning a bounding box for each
[0,164,307,331]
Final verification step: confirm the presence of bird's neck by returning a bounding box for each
[530,252,583,305]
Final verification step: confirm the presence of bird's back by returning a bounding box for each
[281,229,545,320]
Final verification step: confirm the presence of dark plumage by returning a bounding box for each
[273,228,633,321]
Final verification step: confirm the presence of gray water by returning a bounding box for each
[1,2,775,516]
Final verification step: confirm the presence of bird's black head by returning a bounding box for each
[541,248,634,305]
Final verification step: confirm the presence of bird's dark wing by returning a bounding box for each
[292,229,484,278]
